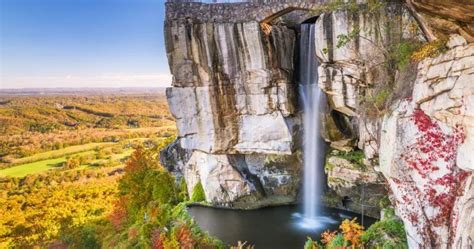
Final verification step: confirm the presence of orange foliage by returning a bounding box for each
[321,230,337,245]
[0,93,175,165]
[176,226,195,249]
[339,218,364,247]
[128,227,139,240]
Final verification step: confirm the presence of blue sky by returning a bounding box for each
[0,0,171,89]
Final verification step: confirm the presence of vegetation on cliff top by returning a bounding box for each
[314,0,449,118]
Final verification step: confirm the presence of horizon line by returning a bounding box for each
[0,86,169,90]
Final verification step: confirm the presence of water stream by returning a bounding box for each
[298,22,326,229]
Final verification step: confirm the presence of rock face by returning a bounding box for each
[164,8,302,207]
[406,0,474,42]
[312,3,474,246]
[323,151,386,218]
[380,38,474,248]
[314,3,421,216]
[165,21,297,154]
[314,3,425,160]
[315,4,421,116]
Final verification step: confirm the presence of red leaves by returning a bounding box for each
[409,213,419,223]
[413,108,436,133]
[176,226,195,249]
[108,196,128,230]
[151,229,164,249]
[395,108,470,233]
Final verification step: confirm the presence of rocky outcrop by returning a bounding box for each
[164,5,303,207]
[165,1,330,23]
[313,3,474,246]
[315,4,418,115]
[162,140,301,208]
[165,21,297,155]
[314,3,421,216]
[314,3,425,157]
[406,0,474,42]
[379,37,474,248]
[323,150,386,218]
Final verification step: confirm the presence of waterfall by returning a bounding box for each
[299,23,324,228]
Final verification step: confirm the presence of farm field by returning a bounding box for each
[6,142,113,166]
[0,147,136,177]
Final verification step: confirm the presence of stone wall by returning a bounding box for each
[165,0,328,22]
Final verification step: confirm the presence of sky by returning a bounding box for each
[0,0,171,89]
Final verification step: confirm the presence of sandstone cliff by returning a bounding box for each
[163,4,301,208]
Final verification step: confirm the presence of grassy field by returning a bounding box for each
[0,135,173,177]
[0,148,136,177]
[0,151,96,177]
[8,142,114,166]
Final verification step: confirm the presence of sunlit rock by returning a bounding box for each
[380,41,474,248]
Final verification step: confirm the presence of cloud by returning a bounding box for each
[0,73,172,89]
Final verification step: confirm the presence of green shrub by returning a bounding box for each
[304,237,320,249]
[332,150,366,171]
[382,208,396,220]
[374,89,389,109]
[191,182,205,202]
[379,196,391,209]
[390,41,421,70]
[361,218,407,249]
[151,171,177,205]
[178,178,189,202]
[61,224,101,249]
[327,234,344,249]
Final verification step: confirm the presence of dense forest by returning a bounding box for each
[0,93,174,166]
[0,93,191,248]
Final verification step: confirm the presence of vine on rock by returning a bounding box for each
[391,108,470,244]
